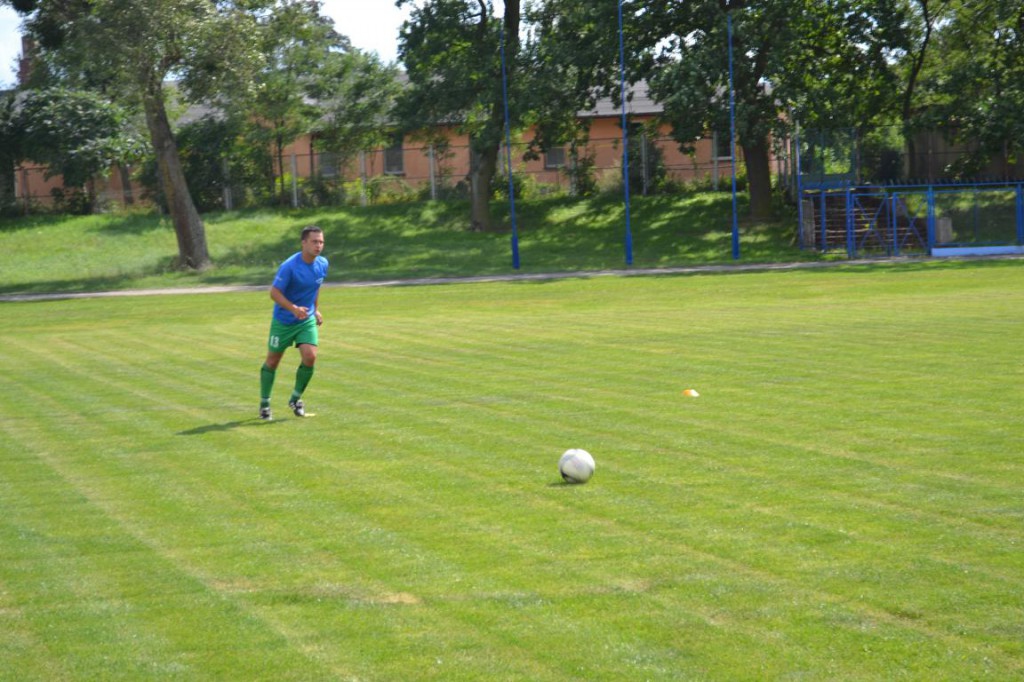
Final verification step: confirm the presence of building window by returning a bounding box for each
[318,151,339,178]
[384,135,404,175]
[544,147,567,169]
[715,131,733,159]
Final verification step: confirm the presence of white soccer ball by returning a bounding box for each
[558,448,595,484]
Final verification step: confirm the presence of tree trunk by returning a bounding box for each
[276,132,286,203]
[469,145,499,231]
[466,0,519,232]
[902,0,933,181]
[0,156,16,212]
[742,136,773,221]
[142,84,210,270]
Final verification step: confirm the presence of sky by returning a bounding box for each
[0,0,414,90]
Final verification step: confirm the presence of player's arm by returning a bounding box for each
[270,285,309,320]
[313,290,323,326]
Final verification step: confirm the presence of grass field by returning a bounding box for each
[1,258,1021,680]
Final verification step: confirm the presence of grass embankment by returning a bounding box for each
[0,193,806,294]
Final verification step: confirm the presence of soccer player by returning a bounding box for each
[259,225,328,420]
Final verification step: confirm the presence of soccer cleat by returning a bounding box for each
[288,399,305,417]
[259,406,272,420]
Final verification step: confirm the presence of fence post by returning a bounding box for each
[359,151,368,207]
[819,191,827,253]
[712,131,719,189]
[222,158,233,211]
[290,153,299,208]
[640,134,649,196]
[890,191,898,256]
[794,124,804,248]
[1017,183,1024,245]
[428,145,437,201]
[570,151,578,196]
[845,187,855,258]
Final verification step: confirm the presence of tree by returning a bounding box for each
[313,49,403,175]
[533,0,908,219]
[912,1,1024,177]
[894,0,959,177]
[246,0,349,203]
[137,114,276,212]
[397,0,521,232]
[206,0,400,206]
[655,1,911,217]
[5,0,266,269]
[0,92,18,212]
[16,87,143,210]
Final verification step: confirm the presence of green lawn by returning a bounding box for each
[0,193,808,295]
[1,259,1021,680]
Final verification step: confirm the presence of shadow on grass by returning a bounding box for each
[177,418,280,435]
[0,265,182,296]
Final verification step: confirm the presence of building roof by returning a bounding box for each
[579,81,661,118]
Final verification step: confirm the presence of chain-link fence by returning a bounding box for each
[7,131,751,215]
[798,183,1024,257]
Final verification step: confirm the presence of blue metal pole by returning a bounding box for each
[727,13,740,260]
[499,24,520,270]
[926,185,935,253]
[845,187,855,258]
[820,191,827,252]
[1017,183,1024,245]
[617,0,633,265]
[891,192,899,256]
[794,122,804,249]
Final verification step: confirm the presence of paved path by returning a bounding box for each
[1,255,1019,303]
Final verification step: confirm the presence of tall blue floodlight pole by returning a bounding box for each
[618,0,634,265]
[794,118,804,249]
[727,12,740,260]
[500,25,521,269]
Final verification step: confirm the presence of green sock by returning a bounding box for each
[291,363,315,402]
[260,364,276,407]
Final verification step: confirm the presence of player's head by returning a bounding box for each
[300,225,324,258]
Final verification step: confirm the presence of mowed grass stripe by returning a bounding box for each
[323,272,1019,663]
[325,278,1024,667]
[0,419,342,680]
[7,314,604,677]
[19,319,1019,667]
[1,263,1022,679]
[335,278,1019,531]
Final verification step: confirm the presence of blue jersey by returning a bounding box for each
[272,252,329,324]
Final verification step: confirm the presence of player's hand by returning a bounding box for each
[293,305,309,320]
[315,310,323,326]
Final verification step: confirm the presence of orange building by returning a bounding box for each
[11,82,744,211]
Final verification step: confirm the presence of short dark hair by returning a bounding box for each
[301,225,323,241]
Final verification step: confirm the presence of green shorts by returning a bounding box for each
[268,317,319,353]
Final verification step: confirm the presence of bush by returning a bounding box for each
[366,175,416,204]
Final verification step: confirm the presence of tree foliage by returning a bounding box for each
[313,49,403,170]
[15,88,144,189]
[5,0,267,269]
[532,0,910,218]
[912,1,1024,175]
[397,0,521,231]
[241,0,350,201]
[0,93,19,212]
